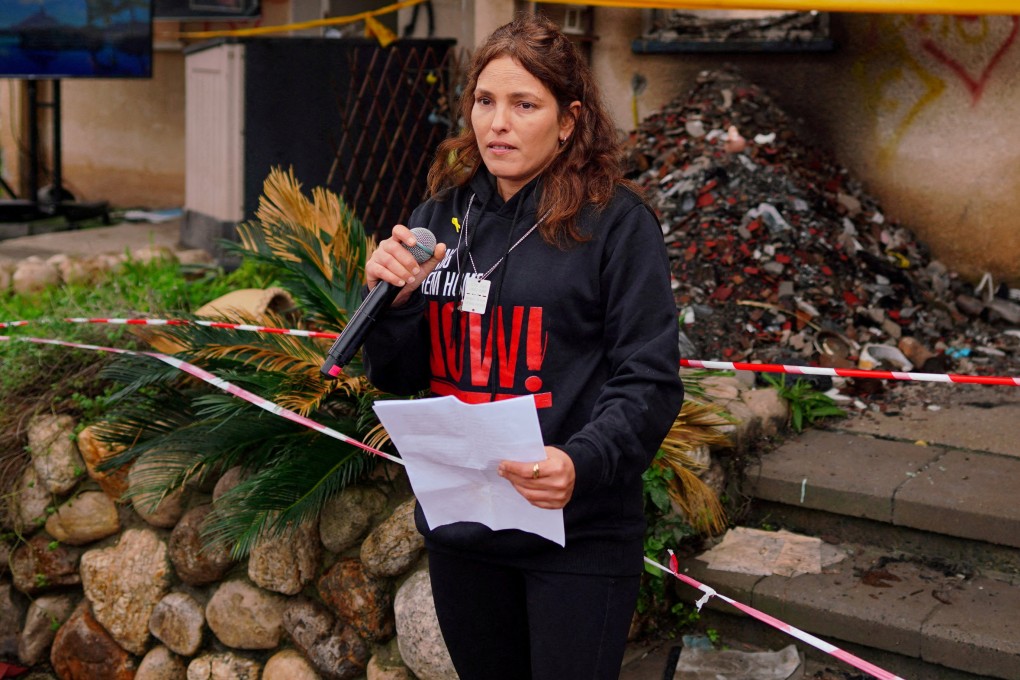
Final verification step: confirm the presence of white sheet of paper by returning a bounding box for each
[372,395,565,546]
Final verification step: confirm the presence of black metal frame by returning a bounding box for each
[0,80,110,228]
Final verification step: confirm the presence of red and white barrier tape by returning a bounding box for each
[2,318,339,338]
[5,316,1020,386]
[681,358,1020,387]
[647,550,906,680]
[63,317,341,338]
[0,333,403,466]
[0,319,986,676]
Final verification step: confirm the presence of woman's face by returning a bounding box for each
[471,56,579,201]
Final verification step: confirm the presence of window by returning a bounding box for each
[633,9,834,54]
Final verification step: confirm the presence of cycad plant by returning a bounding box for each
[95,168,393,557]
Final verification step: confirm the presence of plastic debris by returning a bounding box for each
[858,344,912,372]
[674,643,804,680]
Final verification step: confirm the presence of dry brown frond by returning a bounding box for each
[245,167,372,291]
[660,400,732,459]
[255,168,316,237]
[246,168,331,277]
[363,422,393,452]
[273,373,339,416]
[655,399,733,536]
[663,464,728,535]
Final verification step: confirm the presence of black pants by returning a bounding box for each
[427,550,641,680]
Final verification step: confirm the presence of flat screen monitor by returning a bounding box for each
[0,0,153,79]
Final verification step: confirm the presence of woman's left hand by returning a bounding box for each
[498,446,575,509]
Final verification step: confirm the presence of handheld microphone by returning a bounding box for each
[321,227,437,379]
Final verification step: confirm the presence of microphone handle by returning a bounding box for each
[320,281,399,378]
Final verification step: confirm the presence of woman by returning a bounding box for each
[362,13,684,679]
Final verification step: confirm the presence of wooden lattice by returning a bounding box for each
[327,42,467,240]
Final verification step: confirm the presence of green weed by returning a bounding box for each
[761,373,847,432]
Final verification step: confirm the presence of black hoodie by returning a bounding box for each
[363,170,684,576]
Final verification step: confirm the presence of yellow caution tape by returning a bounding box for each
[176,0,1015,44]
[544,0,1019,15]
[177,0,424,41]
[365,14,399,47]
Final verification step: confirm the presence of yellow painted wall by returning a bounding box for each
[59,49,186,209]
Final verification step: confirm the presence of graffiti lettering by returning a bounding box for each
[426,300,550,405]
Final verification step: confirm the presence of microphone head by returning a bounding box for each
[404,227,437,264]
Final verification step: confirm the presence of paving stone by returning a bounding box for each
[894,449,1020,549]
[921,576,1020,680]
[840,385,1020,459]
[751,550,939,660]
[746,429,942,522]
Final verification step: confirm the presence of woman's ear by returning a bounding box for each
[560,101,581,143]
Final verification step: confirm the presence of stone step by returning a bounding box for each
[701,381,1020,680]
[675,541,1020,680]
[743,427,1020,572]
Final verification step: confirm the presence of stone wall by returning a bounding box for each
[0,247,461,680]
[0,380,786,680]
[1,411,459,680]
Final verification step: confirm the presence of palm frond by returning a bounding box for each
[654,399,734,536]
[362,422,393,452]
[138,311,363,415]
[99,354,193,401]
[227,221,358,330]
[201,435,371,558]
[92,168,392,555]
[231,167,374,328]
[660,464,728,536]
[659,400,733,468]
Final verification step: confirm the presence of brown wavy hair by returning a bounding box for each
[426,13,630,245]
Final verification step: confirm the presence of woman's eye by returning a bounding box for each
[519,102,534,110]
[476,97,491,106]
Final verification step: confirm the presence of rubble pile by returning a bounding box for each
[625,68,1020,394]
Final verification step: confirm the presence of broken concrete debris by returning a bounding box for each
[624,68,1020,397]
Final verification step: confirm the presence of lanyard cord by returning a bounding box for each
[458,193,548,281]
[452,189,538,399]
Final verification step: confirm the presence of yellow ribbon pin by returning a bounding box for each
[452,217,461,233]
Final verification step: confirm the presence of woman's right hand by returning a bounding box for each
[366,225,447,308]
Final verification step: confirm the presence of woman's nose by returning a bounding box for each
[491,104,510,132]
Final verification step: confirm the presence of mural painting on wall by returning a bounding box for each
[853,14,1019,165]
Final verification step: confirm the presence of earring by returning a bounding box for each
[559,137,566,146]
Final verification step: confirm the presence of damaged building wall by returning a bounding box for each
[592,9,1020,285]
